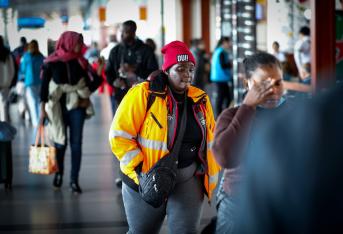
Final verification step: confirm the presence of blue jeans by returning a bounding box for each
[25,85,41,126]
[110,95,117,116]
[215,193,236,234]
[54,107,86,182]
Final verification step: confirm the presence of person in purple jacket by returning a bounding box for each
[234,84,343,234]
[211,52,291,233]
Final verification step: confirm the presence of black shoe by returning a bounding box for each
[4,182,12,190]
[53,173,63,189]
[115,178,122,188]
[70,182,82,194]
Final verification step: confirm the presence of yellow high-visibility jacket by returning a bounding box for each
[109,79,220,200]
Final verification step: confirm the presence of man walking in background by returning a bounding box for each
[105,20,158,187]
[105,20,158,108]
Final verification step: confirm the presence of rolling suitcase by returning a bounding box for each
[0,141,13,189]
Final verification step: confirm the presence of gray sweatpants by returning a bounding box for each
[122,162,204,234]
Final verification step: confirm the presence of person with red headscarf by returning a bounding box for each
[40,31,104,194]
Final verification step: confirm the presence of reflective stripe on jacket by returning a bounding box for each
[109,81,221,200]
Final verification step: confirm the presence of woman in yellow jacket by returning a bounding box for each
[109,40,220,234]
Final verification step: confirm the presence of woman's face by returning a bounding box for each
[248,64,284,109]
[167,62,195,94]
[28,42,38,53]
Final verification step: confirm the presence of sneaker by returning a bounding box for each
[70,182,82,194]
[53,173,63,189]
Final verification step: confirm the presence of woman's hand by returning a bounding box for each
[96,57,105,76]
[78,98,91,108]
[39,102,48,126]
[243,79,275,108]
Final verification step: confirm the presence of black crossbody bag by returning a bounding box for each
[137,94,188,208]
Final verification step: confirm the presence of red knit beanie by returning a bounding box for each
[161,40,196,72]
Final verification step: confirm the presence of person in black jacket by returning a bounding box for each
[190,38,210,90]
[39,31,103,194]
[105,20,158,188]
[105,20,158,112]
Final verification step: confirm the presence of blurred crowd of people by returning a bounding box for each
[3,18,342,234]
[0,23,314,127]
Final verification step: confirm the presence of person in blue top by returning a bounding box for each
[18,40,45,126]
[210,37,233,117]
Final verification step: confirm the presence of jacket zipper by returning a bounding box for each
[150,112,162,129]
[193,105,207,172]
[169,93,179,148]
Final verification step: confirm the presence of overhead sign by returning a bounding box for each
[139,6,147,20]
[98,6,106,22]
[17,17,45,29]
[0,0,9,8]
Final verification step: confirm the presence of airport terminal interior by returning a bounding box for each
[1,0,342,233]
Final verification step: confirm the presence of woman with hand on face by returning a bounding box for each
[109,41,220,234]
[40,31,103,194]
[212,52,290,234]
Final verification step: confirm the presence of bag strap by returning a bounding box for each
[135,92,188,174]
[144,91,166,121]
[146,92,156,112]
[34,126,45,148]
[168,93,188,161]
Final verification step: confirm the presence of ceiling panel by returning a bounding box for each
[8,0,93,18]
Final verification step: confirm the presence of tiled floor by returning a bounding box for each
[0,94,216,234]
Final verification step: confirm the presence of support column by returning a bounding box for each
[181,0,192,45]
[1,8,8,45]
[161,0,165,47]
[311,0,336,90]
[98,6,107,49]
[231,0,256,103]
[201,0,210,53]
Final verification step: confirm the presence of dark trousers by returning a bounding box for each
[0,141,13,188]
[54,107,86,182]
[215,82,233,117]
[215,194,236,234]
[110,95,117,116]
[114,87,129,105]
